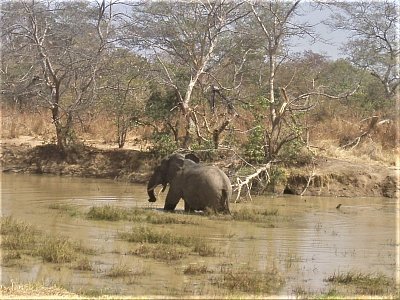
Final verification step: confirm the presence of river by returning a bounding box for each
[1,173,397,296]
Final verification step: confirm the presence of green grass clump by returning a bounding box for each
[48,203,80,217]
[106,263,132,278]
[119,226,193,246]
[87,206,199,225]
[120,226,217,258]
[37,235,82,263]
[232,208,279,223]
[87,205,129,221]
[129,244,189,261]
[214,266,284,294]
[325,271,394,295]
[0,217,37,250]
[0,216,94,265]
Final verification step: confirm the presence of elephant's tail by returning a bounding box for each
[221,189,231,215]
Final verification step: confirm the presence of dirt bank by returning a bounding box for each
[284,157,398,198]
[1,138,398,198]
[0,139,154,183]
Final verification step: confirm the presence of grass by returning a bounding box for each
[119,226,217,259]
[183,264,209,275]
[0,216,94,265]
[87,205,199,225]
[0,282,77,297]
[106,263,132,278]
[119,226,187,245]
[0,216,37,250]
[128,243,189,261]
[325,271,395,295]
[231,207,279,224]
[106,262,147,279]
[48,203,80,217]
[213,265,284,295]
[73,257,93,271]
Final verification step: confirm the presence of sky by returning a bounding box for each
[290,3,351,60]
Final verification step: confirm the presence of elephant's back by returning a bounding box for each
[183,165,232,196]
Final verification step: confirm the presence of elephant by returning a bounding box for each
[147,153,232,214]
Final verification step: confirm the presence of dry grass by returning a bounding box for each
[325,271,396,296]
[213,265,284,295]
[0,282,77,297]
[310,115,398,166]
[1,108,54,139]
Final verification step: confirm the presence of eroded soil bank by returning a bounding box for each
[1,139,398,198]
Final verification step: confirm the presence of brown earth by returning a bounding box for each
[1,137,398,198]
[284,157,399,198]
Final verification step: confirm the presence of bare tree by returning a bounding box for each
[245,0,317,160]
[124,1,247,149]
[1,0,115,151]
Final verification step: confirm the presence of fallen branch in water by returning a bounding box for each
[233,162,271,202]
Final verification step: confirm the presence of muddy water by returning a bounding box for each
[1,173,397,296]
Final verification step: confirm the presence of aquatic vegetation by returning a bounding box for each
[213,265,284,294]
[87,205,129,221]
[0,216,38,251]
[73,257,93,271]
[183,264,209,275]
[38,235,80,263]
[87,205,199,225]
[120,226,217,258]
[106,263,132,278]
[48,203,80,217]
[0,216,94,265]
[231,207,279,223]
[325,271,395,295]
[128,243,189,261]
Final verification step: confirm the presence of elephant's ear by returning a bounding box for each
[185,153,200,164]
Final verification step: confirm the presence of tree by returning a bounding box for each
[100,49,149,148]
[1,0,114,151]
[245,0,317,161]
[124,1,247,149]
[327,1,399,100]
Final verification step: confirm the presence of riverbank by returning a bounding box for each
[1,137,398,198]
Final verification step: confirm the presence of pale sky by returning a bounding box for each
[290,3,351,60]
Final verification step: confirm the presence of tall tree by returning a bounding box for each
[124,1,247,148]
[327,1,399,100]
[245,0,317,160]
[1,0,114,151]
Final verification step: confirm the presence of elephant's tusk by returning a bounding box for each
[147,184,158,192]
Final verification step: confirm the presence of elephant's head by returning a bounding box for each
[147,153,199,202]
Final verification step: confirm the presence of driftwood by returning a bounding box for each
[300,164,316,196]
[233,162,271,202]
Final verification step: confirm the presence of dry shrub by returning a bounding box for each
[1,107,54,139]
[310,115,397,165]
[77,113,116,143]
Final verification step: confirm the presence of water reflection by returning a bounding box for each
[1,173,396,296]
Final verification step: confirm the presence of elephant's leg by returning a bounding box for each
[163,189,181,211]
[184,201,194,213]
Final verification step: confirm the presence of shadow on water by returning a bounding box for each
[1,173,397,297]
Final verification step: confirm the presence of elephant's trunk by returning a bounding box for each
[147,172,159,202]
[147,169,167,202]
